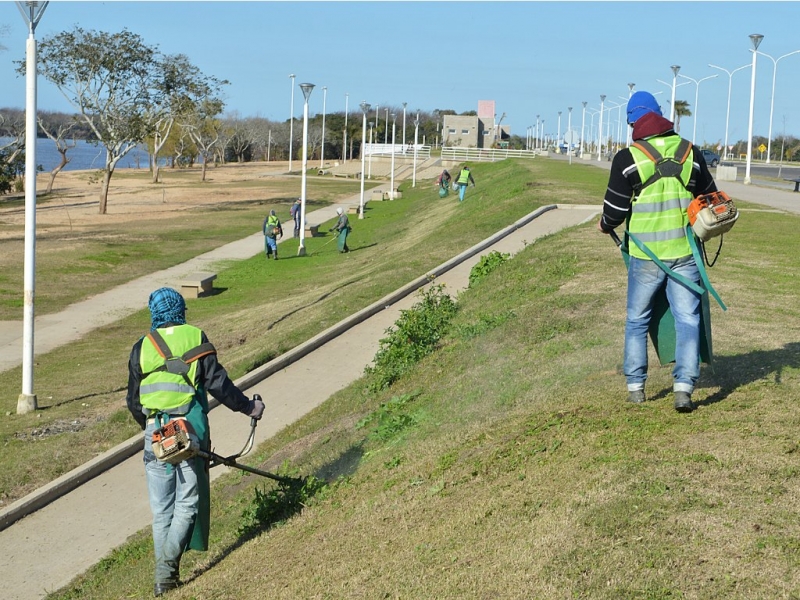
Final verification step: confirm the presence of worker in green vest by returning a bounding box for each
[455,165,475,201]
[126,287,265,596]
[598,91,718,413]
[263,209,283,260]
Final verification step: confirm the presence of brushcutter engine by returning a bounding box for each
[152,417,200,465]
[687,190,739,242]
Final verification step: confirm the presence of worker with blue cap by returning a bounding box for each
[597,91,720,414]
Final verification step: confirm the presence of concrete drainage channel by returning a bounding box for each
[0,203,599,533]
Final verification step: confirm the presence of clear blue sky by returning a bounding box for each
[2,1,800,149]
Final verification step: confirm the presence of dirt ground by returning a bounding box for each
[0,160,296,237]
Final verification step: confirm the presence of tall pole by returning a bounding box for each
[298,83,314,256]
[755,49,800,164]
[320,86,327,169]
[267,129,271,162]
[567,107,573,165]
[557,111,562,148]
[343,92,349,163]
[580,101,587,158]
[745,33,764,185]
[412,112,419,187]
[288,74,295,172]
[626,83,635,146]
[402,102,407,150]
[358,101,370,219]
[535,115,540,150]
[678,73,718,145]
[709,63,750,160]
[16,0,48,414]
[669,65,680,122]
[597,95,605,161]
[368,122,374,179]
[384,108,389,144]
[390,113,396,199]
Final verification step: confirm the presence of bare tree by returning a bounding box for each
[184,97,225,181]
[32,27,160,214]
[37,115,78,193]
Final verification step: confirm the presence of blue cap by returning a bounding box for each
[627,91,662,124]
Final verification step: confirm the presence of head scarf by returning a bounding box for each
[336,207,343,215]
[148,287,186,330]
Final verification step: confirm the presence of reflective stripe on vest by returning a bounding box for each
[629,135,694,260]
[140,324,204,413]
[457,169,471,184]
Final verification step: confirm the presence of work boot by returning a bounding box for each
[627,389,646,404]
[674,391,694,413]
[274,253,278,260]
[154,581,180,597]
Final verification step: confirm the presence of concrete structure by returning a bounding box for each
[442,100,511,149]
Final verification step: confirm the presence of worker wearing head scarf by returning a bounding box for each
[329,207,352,253]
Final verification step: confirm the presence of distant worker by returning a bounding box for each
[126,287,265,597]
[262,209,283,260]
[329,207,352,253]
[290,198,302,238]
[455,165,476,202]
[437,169,452,197]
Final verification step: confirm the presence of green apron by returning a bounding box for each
[184,395,211,551]
[619,227,725,366]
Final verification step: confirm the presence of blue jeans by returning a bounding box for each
[458,183,467,201]
[144,421,199,585]
[265,236,277,256]
[624,256,701,394]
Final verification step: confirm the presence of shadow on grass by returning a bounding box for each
[184,443,364,584]
[649,342,800,406]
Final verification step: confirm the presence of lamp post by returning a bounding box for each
[597,95,605,161]
[567,107,573,164]
[368,121,374,179]
[373,104,379,148]
[626,83,635,146]
[580,102,588,158]
[541,120,545,150]
[557,111,562,148]
[709,63,750,160]
[745,33,764,185]
[297,82,314,256]
[669,65,680,122]
[678,73,718,145]
[535,115,540,150]
[402,102,407,150]
[588,109,598,155]
[754,48,800,163]
[606,100,622,154]
[343,92,349,163]
[412,112,420,187]
[358,101,370,219]
[389,113,397,199]
[320,86,327,169]
[288,74,295,172]
[15,0,48,414]
[384,108,389,144]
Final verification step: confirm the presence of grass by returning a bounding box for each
[10,156,800,599]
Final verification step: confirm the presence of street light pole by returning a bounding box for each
[598,95,605,161]
[626,83,635,146]
[580,101,587,158]
[288,74,295,172]
[412,112,419,187]
[557,111,562,148]
[15,0,48,415]
[402,102,407,150]
[368,121,374,179]
[358,101,370,219]
[384,108,389,144]
[567,107,573,164]
[320,86,327,169]
[754,48,800,163]
[745,33,764,185]
[297,82,314,256]
[709,62,750,160]
[678,73,718,145]
[390,113,397,199]
[669,65,681,122]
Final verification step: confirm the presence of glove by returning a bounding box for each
[329,227,335,232]
[246,394,265,420]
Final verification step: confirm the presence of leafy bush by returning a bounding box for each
[356,391,421,441]
[237,474,327,539]
[365,285,457,391]
[469,251,510,287]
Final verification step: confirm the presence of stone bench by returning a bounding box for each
[179,272,217,299]
[304,224,320,237]
[784,177,800,192]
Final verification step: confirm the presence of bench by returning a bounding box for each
[304,224,320,237]
[784,178,800,192]
[179,272,217,299]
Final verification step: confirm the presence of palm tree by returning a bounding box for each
[673,100,692,134]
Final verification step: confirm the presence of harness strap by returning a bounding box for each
[633,138,693,192]
[143,331,217,387]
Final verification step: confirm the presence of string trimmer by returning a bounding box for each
[151,395,298,484]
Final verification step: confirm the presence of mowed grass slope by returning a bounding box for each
[47,162,800,598]
[0,158,595,505]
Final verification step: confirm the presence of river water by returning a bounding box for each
[2,137,151,172]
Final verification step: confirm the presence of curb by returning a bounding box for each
[0,203,560,532]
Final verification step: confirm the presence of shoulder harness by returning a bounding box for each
[631,138,693,193]
[144,329,217,389]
